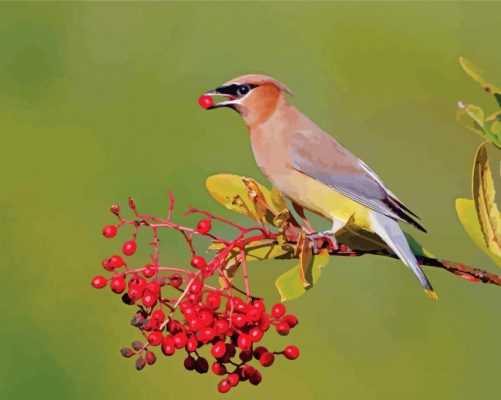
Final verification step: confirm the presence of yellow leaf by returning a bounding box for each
[459,57,501,94]
[472,143,501,258]
[269,187,287,213]
[205,174,271,222]
[456,198,501,267]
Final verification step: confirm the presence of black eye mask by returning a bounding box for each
[216,84,257,98]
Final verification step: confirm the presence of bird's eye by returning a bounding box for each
[237,84,251,97]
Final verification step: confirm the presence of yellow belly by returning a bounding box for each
[283,169,371,229]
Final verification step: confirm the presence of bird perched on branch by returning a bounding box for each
[202,74,437,299]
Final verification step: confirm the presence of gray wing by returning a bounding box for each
[289,129,426,232]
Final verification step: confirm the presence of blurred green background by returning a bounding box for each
[1,2,501,399]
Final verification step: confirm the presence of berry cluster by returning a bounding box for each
[92,195,300,393]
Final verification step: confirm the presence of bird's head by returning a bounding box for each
[202,74,293,126]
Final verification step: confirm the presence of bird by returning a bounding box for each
[202,74,437,299]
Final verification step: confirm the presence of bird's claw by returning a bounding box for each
[306,231,338,254]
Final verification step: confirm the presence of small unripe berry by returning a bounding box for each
[91,276,107,289]
[271,303,286,318]
[259,351,275,367]
[131,341,143,351]
[122,240,137,256]
[283,345,300,360]
[120,348,134,358]
[145,350,156,365]
[102,225,118,238]
[135,357,146,370]
[196,219,212,234]
[191,255,207,270]
[110,204,120,215]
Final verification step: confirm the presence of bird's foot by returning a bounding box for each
[306,230,338,254]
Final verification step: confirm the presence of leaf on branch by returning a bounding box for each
[457,102,501,148]
[456,198,501,267]
[205,174,288,225]
[459,57,501,95]
[275,249,330,302]
[472,143,501,258]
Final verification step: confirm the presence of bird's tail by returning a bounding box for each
[368,211,438,300]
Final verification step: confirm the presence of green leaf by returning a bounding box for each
[456,198,501,267]
[457,102,501,148]
[275,250,330,302]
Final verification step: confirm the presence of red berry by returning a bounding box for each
[253,346,268,360]
[276,322,290,336]
[191,256,207,270]
[252,299,266,313]
[185,336,198,352]
[189,278,203,293]
[110,276,126,294]
[271,303,286,318]
[151,309,165,322]
[142,291,158,307]
[198,95,214,109]
[283,345,300,360]
[109,255,125,268]
[122,240,137,256]
[143,264,156,278]
[227,373,239,387]
[197,327,216,343]
[161,336,175,356]
[249,327,263,342]
[145,281,160,294]
[247,307,261,322]
[282,314,298,328]
[91,276,107,289]
[102,225,118,238]
[212,362,227,375]
[206,291,221,309]
[145,350,156,365]
[147,331,163,346]
[259,351,275,367]
[196,219,212,234]
[211,341,227,358]
[259,313,271,331]
[232,313,248,328]
[237,334,251,351]
[173,332,187,349]
[169,274,183,288]
[218,379,231,393]
[214,319,229,336]
[239,350,253,362]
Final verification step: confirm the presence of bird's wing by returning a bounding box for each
[289,129,426,232]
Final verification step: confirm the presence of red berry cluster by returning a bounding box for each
[92,196,300,393]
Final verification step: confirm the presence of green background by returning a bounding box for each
[1,2,500,399]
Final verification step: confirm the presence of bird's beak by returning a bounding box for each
[203,87,239,110]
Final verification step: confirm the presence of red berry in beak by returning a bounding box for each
[198,95,213,109]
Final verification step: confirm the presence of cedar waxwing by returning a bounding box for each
[203,74,437,299]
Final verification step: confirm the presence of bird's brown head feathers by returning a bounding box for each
[203,74,293,127]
